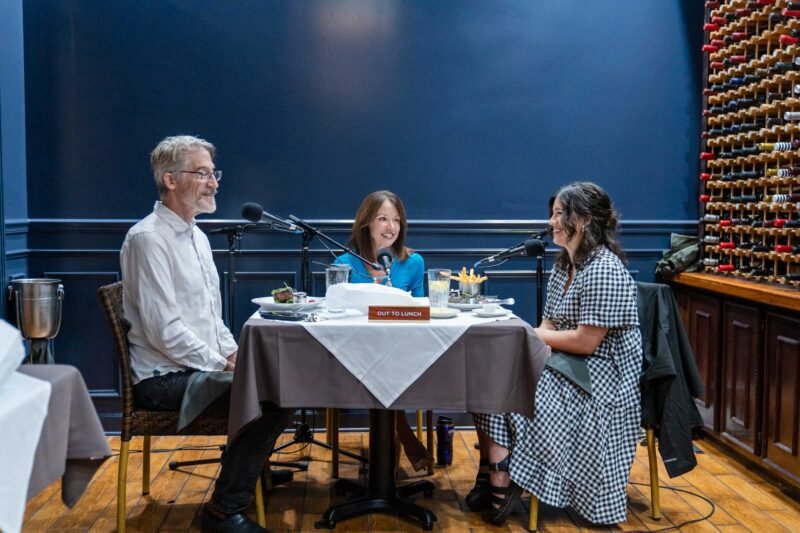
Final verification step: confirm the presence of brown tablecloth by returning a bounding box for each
[229,317,548,439]
[18,364,112,506]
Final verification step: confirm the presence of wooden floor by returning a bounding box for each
[22,429,800,532]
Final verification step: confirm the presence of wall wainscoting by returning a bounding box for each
[7,218,695,431]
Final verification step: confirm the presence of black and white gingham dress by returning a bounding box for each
[474,246,642,524]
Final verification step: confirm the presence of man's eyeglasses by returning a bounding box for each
[174,170,223,183]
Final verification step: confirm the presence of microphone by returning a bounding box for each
[531,225,552,239]
[480,238,546,264]
[241,202,303,233]
[376,248,393,274]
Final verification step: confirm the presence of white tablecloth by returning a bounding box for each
[0,371,51,533]
[254,307,514,407]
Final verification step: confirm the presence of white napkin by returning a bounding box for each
[325,283,418,314]
[301,318,469,407]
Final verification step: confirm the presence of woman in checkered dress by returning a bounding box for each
[470,182,642,525]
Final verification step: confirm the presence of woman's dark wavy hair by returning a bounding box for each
[550,181,626,270]
[349,190,411,262]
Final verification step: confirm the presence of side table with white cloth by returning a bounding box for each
[0,370,51,533]
[229,307,549,529]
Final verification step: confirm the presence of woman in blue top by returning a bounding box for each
[334,190,424,295]
[334,190,432,471]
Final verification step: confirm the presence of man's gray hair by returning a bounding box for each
[150,135,216,199]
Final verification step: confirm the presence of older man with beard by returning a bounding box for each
[121,135,288,532]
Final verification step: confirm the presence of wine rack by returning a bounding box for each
[701,0,800,286]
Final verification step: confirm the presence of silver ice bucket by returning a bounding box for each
[8,278,64,339]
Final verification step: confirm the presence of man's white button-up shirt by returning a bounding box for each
[121,202,236,384]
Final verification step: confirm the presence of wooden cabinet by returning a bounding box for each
[671,273,800,491]
[686,292,721,432]
[720,302,762,456]
[765,313,800,481]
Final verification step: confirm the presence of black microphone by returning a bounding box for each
[241,202,303,233]
[531,225,552,239]
[480,238,546,264]
[376,248,393,274]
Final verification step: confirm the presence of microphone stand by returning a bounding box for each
[192,221,308,476]
[208,221,298,329]
[473,238,548,325]
[527,239,548,325]
[288,214,382,276]
[272,214,370,464]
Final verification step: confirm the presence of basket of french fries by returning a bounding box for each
[451,267,487,298]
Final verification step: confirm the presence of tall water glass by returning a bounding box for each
[325,265,351,312]
[427,269,452,312]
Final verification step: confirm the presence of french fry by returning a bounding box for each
[450,267,487,283]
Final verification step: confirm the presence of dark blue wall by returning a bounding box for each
[0,0,29,299]
[9,0,702,428]
[23,0,703,221]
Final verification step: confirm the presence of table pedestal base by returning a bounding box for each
[315,410,437,530]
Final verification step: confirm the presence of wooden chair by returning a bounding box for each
[98,281,266,532]
[529,282,690,530]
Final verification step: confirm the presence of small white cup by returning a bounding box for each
[482,303,499,314]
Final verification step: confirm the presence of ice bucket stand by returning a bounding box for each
[7,278,64,364]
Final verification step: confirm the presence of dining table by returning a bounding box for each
[0,364,111,533]
[228,308,548,529]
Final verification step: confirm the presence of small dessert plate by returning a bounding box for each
[473,308,512,318]
[430,308,459,319]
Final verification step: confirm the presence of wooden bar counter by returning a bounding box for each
[669,272,800,494]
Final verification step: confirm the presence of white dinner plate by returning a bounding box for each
[447,301,483,311]
[430,308,459,319]
[473,308,512,318]
[252,296,325,312]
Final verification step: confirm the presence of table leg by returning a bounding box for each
[316,409,436,530]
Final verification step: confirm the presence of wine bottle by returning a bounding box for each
[730,193,764,202]
[703,258,720,266]
[762,218,787,228]
[722,170,760,180]
[700,194,726,202]
[769,12,785,24]
[704,235,721,244]
[774,245,800,253]
[768,193,800,202]
[766,166,800,177]
[729,52,756,64]
[702,213,720,222]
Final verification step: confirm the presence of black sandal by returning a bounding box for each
[465,458,490,511]
[482,454,523,526]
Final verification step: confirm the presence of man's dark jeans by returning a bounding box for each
[134,371,290,514]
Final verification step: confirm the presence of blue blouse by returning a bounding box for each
[334,251,425,297]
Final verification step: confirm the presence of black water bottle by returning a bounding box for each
[436,416,454,466]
